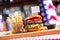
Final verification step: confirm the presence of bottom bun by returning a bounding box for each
[26,28,41,32]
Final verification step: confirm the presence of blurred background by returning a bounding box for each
[0,0,60,32]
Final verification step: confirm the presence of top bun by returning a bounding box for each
[25,15,42,21]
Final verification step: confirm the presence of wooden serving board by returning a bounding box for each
[0,29,60,40]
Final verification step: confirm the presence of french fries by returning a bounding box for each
[7,13,25,33]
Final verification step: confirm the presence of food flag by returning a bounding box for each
[38,0,58,25]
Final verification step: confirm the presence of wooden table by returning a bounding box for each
[0,29,60,40]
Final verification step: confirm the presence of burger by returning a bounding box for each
[24,15,43,32]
